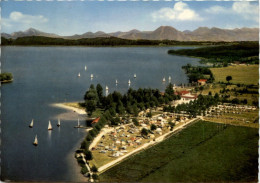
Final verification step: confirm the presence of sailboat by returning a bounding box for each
[33,135,38,146]
[48,120,53,130]
[74,118,81,128]
[168,76,171,82]
[85,65,87,71]
[134,74,137,78]
[78,73,81,77]
[128,79,131,84]
[116,79,118,85]
[57,118,61,127]
[106,86,109,91]
[29,119,34,128]
[91,74,93,78]
[162,77,166,82]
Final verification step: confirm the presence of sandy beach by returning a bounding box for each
[51,103,87,121]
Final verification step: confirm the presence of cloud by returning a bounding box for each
[152,2,203,22]
[205,2,258,22]
[2,11,48,31]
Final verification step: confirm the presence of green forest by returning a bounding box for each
[168,42,259,64]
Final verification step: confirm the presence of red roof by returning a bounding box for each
[91,117,100,124]
[198,79,207,82]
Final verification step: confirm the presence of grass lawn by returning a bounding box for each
[210,65,259,85]
[100,121,258,182]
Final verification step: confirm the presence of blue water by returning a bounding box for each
[1,46,200,181]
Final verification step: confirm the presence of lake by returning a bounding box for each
[1,46,200,181]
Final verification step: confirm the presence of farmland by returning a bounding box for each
[100,121,258,182]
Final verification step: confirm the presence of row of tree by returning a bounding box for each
[182,64,214,83]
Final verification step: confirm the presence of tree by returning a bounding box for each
[96,84,103,104]
[150,124,157,131]
[226,76,232,84]
[91,165,98,173]
[133,118,139,126]
[84,150,93,160]
[141,128,149,136]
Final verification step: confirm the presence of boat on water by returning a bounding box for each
[169,76,171,82]
[128,79,131,84]
[48,120,53,130]
[29,119,34,128]
[134,74,137,78]
[74,118,81,128]
[57,118,61,127]
[78,73,81,77]
[33,135,38,146]
[106,86,109,91]
[162,77,166,82]
[85,65,87,71]
[91,74,93,78]
[116,79,118,84]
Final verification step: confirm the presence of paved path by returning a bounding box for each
[98,117,199,173]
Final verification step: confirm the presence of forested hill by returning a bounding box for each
[1,36,245,46]
[168,42,259,64]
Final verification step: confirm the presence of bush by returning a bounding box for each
[85,150,93,160]
[150,124,157,131]
[141,128,149,136]
[81,166,89,174]
[133,118,139,126]
[91,165,98,173]
[92,173,99,180]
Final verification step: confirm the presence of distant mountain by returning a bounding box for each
[2,26,259,41]
[4,28,60,39]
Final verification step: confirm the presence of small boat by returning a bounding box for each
[134,74,136,78]
[57,118,61,127]
[33,135,38,146]
[128,79,131,84]
[116,79,118,84]
[85,65,87,71]
[48,120,53,130]
[106,86,109,91]
[74,118,81,128]
[169,76,171,82]
[91,74,93,78]
[29,119,34,128]
[78,73,80,77]
[162,77,166,82]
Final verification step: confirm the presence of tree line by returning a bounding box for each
[1,36,242,46]
[182,64,214,83]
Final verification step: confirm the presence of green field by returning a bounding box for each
[100,121,258,182]
[210,65,259,85]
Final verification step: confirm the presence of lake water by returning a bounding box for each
[1,46,200,182]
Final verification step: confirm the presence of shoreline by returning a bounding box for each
[51,102,87,115]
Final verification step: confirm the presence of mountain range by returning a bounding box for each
[2,26,259,42]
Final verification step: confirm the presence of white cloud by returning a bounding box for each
[2,11,48,32]
[205,2,258,22]
[152,2,203,22]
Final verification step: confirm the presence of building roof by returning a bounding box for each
[91,117,100,124]
[198,79,207,82]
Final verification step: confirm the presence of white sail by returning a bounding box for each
[168,76,171,82]
[91,74,93,78]
[29,119,34,128]
[134,74,136,78]
[85,65,87,71]
[78,73,80,77]
[116,79,118,84]
[57,118,61,127]
[48,120,53,130]
[128,79,131,84]
[106,86,109,90]
[163,77,166,82]
[33,135,38,146]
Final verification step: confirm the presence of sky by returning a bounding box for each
[1,1,259,36]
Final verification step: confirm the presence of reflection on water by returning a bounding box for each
[48,130,52,141]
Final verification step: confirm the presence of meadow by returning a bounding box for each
[210,65,259,85]
[100,121,258,182]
